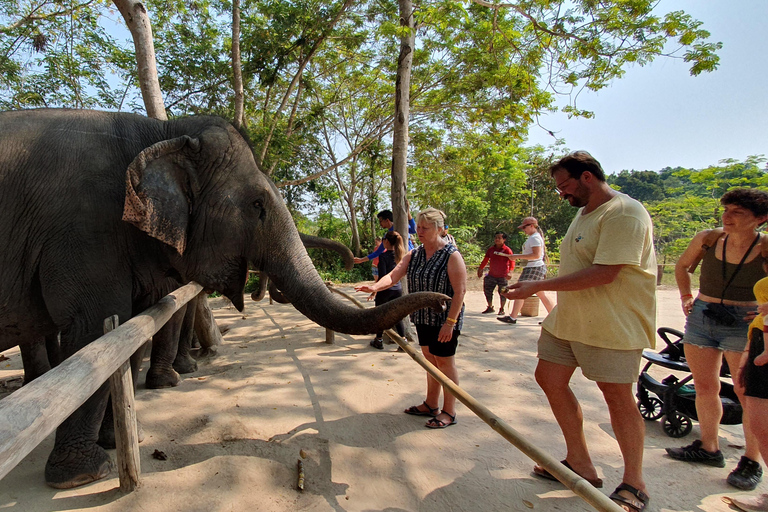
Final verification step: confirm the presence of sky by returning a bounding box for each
[525,1,768,174]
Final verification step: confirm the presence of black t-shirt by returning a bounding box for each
[377,251,401,291]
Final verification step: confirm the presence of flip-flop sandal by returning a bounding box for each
[532,459,603,488]
[425,411,457,429]
[609,483,649,512]
[404,401,439,417]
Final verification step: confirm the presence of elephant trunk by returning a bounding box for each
[261,228,447,335]
[298,233,354,270]
[250,272,268,302]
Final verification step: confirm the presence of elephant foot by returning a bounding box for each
[145,368,181,389]
[45,443,113,489]
[195,346,218,358]
[172,354,198,374]
[97,418,145,449]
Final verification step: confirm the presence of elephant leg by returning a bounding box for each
[173,302,198,374]
[45,332,61,367]
[98,342,148,449]
[19,337,52,385]
[194,292,223,350]
[45,381,113,488]
[145,310,184,389]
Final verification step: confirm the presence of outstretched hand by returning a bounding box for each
[353,257,367,264]
[355,284,375,294]
[502,281,539,300]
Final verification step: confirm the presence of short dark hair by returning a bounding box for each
[494,231,507,240]
[550,151,606,182]
[721,188,768,218]
[377,210,393,222]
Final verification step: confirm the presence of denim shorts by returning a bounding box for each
[683,299,753,353]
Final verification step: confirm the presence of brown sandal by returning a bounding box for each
[532,459,603,488]
[404,401,438,417]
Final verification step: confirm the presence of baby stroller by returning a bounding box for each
[635,327,742,438]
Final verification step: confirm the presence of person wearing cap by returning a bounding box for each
[497,217,554,324]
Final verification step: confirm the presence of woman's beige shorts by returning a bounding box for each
[537,328,643,384]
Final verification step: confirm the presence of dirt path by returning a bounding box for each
[0,286,757,511]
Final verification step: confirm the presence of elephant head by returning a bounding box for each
[122,117,447,334]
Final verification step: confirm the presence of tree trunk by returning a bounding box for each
[391,0,414,241]
[392,0,416,341]
[231,0,244,129]
[113,0,167,121]
[115,0,221,349]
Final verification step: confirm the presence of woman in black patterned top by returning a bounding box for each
[356,208,467,428]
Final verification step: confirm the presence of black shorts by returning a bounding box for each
[415,324,460,358]
[744,328,768,400]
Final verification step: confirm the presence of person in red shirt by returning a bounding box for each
[477,231,514,315]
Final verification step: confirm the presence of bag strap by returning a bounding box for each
[687,228,725,274]
[687,228,768,273]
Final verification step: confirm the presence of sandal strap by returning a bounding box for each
[440,410,456,422]
[423,401,439,414]
[610,483,649,511]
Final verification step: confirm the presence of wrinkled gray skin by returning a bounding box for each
[0,109,448,489]
[249,233,354,305]
[163,233,355,383]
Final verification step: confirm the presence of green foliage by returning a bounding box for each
[0,0,124,110]
[613,156,767,262]
[244,271,262,293]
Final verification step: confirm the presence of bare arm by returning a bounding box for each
[354,252,412,293]
[675,231,708,315]
[510,246,543,260]
[440,251,467,342]
[503,263,623,300]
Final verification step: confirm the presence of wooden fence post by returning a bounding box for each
[105,315,141,492]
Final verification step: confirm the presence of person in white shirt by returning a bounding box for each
[497,217,554,324]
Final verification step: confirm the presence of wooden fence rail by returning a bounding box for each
[0,282,202,485]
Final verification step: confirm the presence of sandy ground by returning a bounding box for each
[0,281,761,512]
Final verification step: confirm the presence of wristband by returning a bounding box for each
[445,317,457,324]
[680,294,693,300]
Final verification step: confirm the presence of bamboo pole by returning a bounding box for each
[0,282,202,482]
[327,285,623,512]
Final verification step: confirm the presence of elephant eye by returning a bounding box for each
[253,199,265,219]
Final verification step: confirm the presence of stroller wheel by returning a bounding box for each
[662,413,693,438]
[637,397,663,421]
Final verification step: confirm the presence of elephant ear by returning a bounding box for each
[122,136,199,254]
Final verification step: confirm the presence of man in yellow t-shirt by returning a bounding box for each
[504,151,656,512]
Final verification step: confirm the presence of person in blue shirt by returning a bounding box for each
[353,208,417,264]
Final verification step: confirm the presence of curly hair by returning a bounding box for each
[721,188,768,218]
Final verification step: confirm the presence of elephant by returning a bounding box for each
[0,108,448,489]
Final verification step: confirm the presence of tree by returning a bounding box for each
[113,0,166,119]
[0,0,125,110]
[609,170,666,202]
